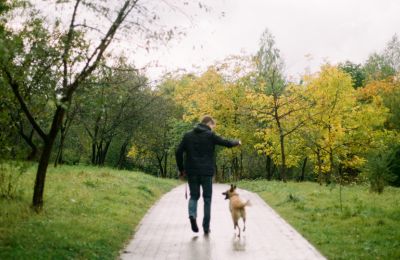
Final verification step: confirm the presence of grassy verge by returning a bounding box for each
[0,164,179,259]
[238,180,400,260]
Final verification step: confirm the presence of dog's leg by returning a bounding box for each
[234,217,241,238]
[242,209,246,232]
[234,220,240,237]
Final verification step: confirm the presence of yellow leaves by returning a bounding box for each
[358,78,397,102]
[127,145,138,159]
[313,164,331,174]
[306,66,355,111]
[171,67,254,150]
[297,65,392,174]
[252,65,387,174]
[344,155,366,169]
[248,75,310,168]
[162,61,396,176]
[127,145,153,160]
[173,68,228,123]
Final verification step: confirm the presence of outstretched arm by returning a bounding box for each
[212,133,241,148]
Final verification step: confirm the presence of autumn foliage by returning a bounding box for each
[157,57,399,189]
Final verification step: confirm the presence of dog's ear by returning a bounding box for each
[230,184,235,192]
[233,185,237,190]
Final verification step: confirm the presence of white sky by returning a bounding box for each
[127,0,400,81]
[28,0,400,82]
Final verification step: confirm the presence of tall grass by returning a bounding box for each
[0,164,179,259]
[239,180,400,260]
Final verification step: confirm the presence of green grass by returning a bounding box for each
[238,180,400,259]
[0,164,179,259]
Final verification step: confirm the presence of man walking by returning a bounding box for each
[175,115,241,234]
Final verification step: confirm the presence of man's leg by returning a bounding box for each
[188,175,200,232]
[200,175,213,233]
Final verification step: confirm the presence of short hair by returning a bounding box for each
[200,115,215,125]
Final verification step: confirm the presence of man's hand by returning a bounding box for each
[238,140,242,146]
[179,170,186,181]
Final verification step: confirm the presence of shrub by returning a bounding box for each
[363,152,395,193]
[388,146,400,187]
[0,161,28,199]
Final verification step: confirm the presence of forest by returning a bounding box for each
[1,1,399,210]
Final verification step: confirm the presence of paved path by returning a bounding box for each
[121,184,325,260]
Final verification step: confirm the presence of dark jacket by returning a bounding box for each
[175,123,240,176]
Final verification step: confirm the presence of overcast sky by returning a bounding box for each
[30,0,400,81]
[125,0,400,81]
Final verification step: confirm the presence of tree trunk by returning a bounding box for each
[116,140,129,169]
[32,107,65,210]
[18,127,37,161]
[338,164,343,211]
[266,155,273,180]
[32,141,52,210]
[27,144,38,161]
[54,104,77,167]
[156,154,164,178]
[317,150,323,185]
[299,157,308,182]
[91,139,112,166]
[327,148,334,185]
[164,151,168,178]
[274,99,287,182]
[240,152,243,178]
[54,127,66,167]
[91,143,96,164]
[215,163,220,182]
[279,134,287,182]
[272,164,277,179]
[99,140,111,165]
[231,158,236,181]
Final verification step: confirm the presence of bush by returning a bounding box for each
[388,146,400,187]
[0,161,28,199]
[363,152,396,193]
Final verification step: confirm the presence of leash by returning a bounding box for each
[185,182,188,200]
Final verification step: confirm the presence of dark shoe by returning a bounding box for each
[204,229,211,235]
[189,216,199,233]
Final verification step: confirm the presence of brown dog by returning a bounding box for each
[222,184,250,238]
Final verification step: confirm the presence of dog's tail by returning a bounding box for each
[244,199,251,207]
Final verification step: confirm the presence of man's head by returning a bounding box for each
[201,115,216,130]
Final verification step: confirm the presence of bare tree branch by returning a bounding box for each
[62,0,82,90]
[3,67,47,141]
[67,0,139,97]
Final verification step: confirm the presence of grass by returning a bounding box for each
[0,164,179,259]
[238,180,400,260]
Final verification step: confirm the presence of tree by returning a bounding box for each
[1,10,57,161]
[250,84,309,182]
[250,29,309,182]
[383,34,400,73]
[112,83,154,170]
[300,65,389,184]
[358,77,400,187]
[127,94,181,177]
[1,0,142,210]
[338,61,365,88]
[363,34,400,83]
[76,60,147,166]
[364,53,395,82]
[169,66,255,181]
[358,78,400,130]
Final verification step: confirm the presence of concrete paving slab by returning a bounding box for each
[121,184,326,260]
